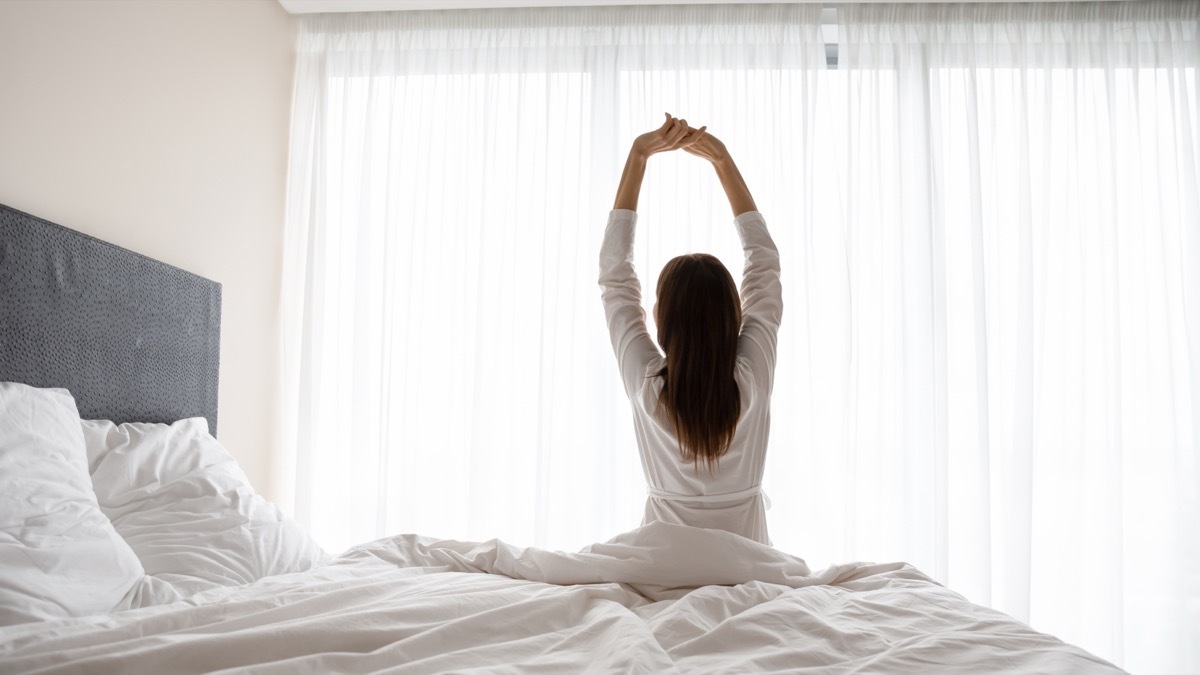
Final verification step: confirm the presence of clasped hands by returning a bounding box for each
[615,112,751,213]
[631,113,728,166]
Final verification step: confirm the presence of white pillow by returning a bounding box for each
[82,418,329,600]
[0,382,143,626]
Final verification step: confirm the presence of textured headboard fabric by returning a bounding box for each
[0,203,221,434]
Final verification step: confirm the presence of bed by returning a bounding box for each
[0,203,1124,673]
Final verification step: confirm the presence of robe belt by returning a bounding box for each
[647,484,771,508]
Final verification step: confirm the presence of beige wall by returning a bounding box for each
[0,0,296,503]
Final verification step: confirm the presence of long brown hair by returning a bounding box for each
[654,253,742,472]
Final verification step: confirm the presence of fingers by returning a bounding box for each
[683,125,708,148]
[665,118,689,147]
[678,126,708,159]
[645,115,712,156]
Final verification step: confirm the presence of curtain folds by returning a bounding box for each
[282,1,826,553]
[832,5,1198,672]
[283,3,1198,671]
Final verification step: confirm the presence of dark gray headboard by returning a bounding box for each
[0,203,221,434]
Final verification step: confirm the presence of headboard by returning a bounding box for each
[0,203,222,434]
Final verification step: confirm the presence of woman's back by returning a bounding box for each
[600,207,781,545]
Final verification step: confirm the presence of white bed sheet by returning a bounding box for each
[0,522,1123,674]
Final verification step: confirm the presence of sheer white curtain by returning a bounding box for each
[282,3,1198,671]
[282,4,826,553]
[817,3,1198,672]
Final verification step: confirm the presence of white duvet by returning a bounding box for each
[0,522,1121,674]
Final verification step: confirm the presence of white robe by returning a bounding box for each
[599,209,783,544]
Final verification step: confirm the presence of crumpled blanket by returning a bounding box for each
[0,522,1125,674]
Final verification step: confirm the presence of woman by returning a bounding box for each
[599,114,782,545]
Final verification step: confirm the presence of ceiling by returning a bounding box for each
[278,0,1131,13]
[279,0,822,12]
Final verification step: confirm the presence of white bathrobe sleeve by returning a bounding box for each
[598,209,661,398]
[733,210,783,394]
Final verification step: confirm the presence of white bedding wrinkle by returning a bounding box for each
[0,522,1125,674]
[81,418,330,604]
[0,383,143,626]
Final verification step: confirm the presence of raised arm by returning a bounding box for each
[682,129,757,217]
[684,130,780,389]
[602,114,705,395]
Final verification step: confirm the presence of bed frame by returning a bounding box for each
[0,203,222,434]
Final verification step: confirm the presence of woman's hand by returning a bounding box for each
[680,126,730,166]
[614,113,700,211]
[615,113,749,212]
[631,113,706,160]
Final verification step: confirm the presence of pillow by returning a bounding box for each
[82,418,329,601]
[0,382,144,626]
